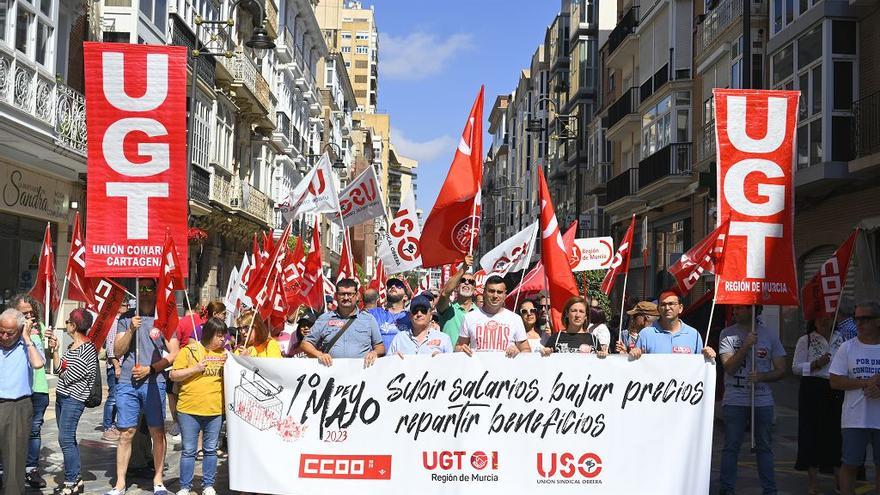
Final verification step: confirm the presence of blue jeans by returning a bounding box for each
[55,393,86,483]
[721,405,777,494]
[102,366,118,430]
[26,392,49,469]
[116,379,167,429]
[178,412,222,489]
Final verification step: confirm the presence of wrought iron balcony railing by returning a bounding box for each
[638,142,692,188]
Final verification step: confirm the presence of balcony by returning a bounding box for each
[231,180,272,227]
[584,162,612,193]
[264,0,279,38]
[604,168,641,215]
[699,121,716,165]
[0,52,87,157]
[221,50,274,127]
[275,27,295,63]
[295,63,317,93]
[639,64,691,106]
[272,111,291,151]
[604,87,640,140]
[170,13,215,88]
[605,5,639,70]
[695,0,767,62]
[637,142,694,202]
[209,172,233,209]
[850,91,880,177]
[189,165,211,213]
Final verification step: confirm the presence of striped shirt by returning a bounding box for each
[56,342,98,402]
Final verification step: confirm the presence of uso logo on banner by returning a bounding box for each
[83,43,188,277]
[713,89,800,305]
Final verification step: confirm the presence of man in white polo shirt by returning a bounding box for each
[455,275,530,357]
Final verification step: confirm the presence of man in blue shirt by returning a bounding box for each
[301,278,384,368]
[368,277,410,349]
[630,291,716,360]
[0,308,45,494]
[388,295,452,356]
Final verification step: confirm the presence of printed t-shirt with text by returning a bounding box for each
[460,308,527,352]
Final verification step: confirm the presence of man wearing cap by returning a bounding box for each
[301,278,384,368]
[629,291,716,360]
[368,278,410,350]
[615,301,659,354]
[389,295,452,356]
[437,255,478,344]
[286,310,318,358]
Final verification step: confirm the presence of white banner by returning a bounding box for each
[225,353,716,495]
[479,221,537,276]
[378,190,422,274]
[278,154,341,221]
[332,166,385,226]
[570,237,615,272]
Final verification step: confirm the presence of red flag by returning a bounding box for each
[802,229,859,320]
[245,222,291,307]
[282,239,306,309]
[668,217,731,297]
[64,212,96,308]
[420,87,484,267]
[252,234,263,275]
[156,235,185,339]
[337,238,355,282]
[506,223,578,306]
[402,277,414,298]
[601,214,636,296]
[30,223,59,316]
[300,219,325,310]
[369,260,387,306]
[89,278,128,352]
[263,231,274,255]
[537,169,580,332]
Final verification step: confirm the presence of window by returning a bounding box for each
[834,60,854,111]
[342,46,351,53]
[771,44,793,86]
[15,7,29,54]
[0,0,7,42]
[34,20,50,65]
[832,20,856,55]
[356,46,368,54]
[642,93,689,158]
[212,100,235,169]
[139,0,166,34]
[797,25,822,68]
[356,32,370,40]
[341,31,352,39]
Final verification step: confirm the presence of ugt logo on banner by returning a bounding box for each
[83,42,189,277]
[713,89,800,305]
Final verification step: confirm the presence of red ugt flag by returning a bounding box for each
[65,212,96,308]
[668,217,731,297]
[30,223,59,316]
[156,235,185,339]
[90,278,128,352]
[601,214,636,296]
[537,169,579,332]
[420,86,484,267]
[802,229,859,320]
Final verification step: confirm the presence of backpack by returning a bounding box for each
[85,351,103,408]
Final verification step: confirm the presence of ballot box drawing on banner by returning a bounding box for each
[231,369,283,431]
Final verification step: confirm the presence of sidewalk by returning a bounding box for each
[22,369,878,494]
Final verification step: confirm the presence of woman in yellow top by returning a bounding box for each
[169,318,228,495]
[234,311,282,358]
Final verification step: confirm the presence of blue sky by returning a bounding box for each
[371,1,560,213]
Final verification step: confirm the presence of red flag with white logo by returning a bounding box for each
[601,214,636,296]
[156,235,185,339]
[299,219,326,310]
[30,223,60,316]
[64,212,96,308]
[668,217,731,297]
[245,221,291,308]
[89,278,128,352]
[369,260,387,306]
[538,169,580,331]
[713,89,800,305]
[507,222,578,305]
[420,87,484,267]
[802,229,859,320]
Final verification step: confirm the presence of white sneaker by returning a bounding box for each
[203,487,216,495]
[104,489,126,495]
[175,489,192,495]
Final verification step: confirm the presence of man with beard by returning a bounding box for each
[437,255,477,345]
[368,278,411,350]
[537,294,551,333]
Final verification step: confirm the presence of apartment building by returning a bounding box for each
[0,0,88,298]
[314,0,378,113]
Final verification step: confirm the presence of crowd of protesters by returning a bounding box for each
[1,254,880,495]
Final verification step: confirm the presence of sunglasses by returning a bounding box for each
[410,306,431,315]
[460,279,476,286]
[387,282,405,289]
[520,308,537,315]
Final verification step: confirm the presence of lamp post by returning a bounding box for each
[526,96,578,231]
[308,142,348,170]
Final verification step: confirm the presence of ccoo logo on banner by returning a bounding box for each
[83,43,189,277]
[713,89,800,305]
[224,353,716,494]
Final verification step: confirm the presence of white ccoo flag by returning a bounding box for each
[479,221,538,276]
[378,190,422,274]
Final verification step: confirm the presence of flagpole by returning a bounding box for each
[183,289,198,341]
[617,272,629,343]
[750,303,757,452]
[134,278,139,363]
[512,222,538,311]
[705,277,720,345]
[243,222,289,347]
[334,196,355,273]
[466,188,480,272]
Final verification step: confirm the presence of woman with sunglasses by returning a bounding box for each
[169,318,228,495]
[518,299,552,356]
[234,311,282,358]
[51,309,98,494]
[287,310,318,358]
[551,296,608,357]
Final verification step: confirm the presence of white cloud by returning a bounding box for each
[391,127,456,164]
[380,32,473,81]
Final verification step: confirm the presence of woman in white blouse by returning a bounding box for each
[792,315,847,494]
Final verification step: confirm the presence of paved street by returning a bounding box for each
[14,365,877,494]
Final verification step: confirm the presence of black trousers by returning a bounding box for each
[0,396,33,495]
